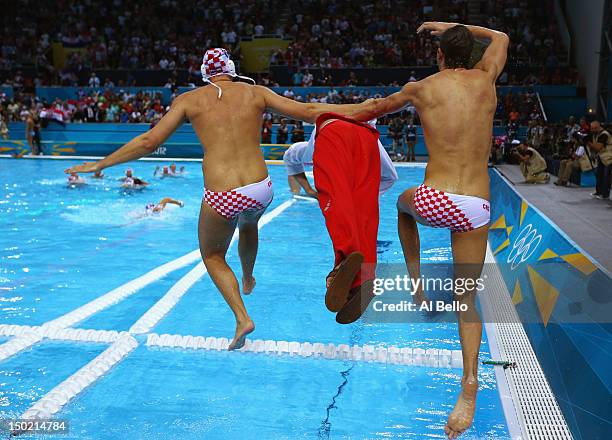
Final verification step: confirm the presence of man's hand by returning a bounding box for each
[417,22,456,36]
[64,162,100,174]
[306,189,318,199]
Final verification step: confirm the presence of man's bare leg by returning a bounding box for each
[198,202,254,350]
[397,187,426,303]
[238,210,265,295]
[444,226,488,439]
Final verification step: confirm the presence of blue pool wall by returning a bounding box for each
[488,169,612,440]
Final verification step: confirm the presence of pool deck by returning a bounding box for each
[494,164,612,272]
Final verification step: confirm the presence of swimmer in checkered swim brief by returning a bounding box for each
[64,48,371,351]
[411,184,490,233]
[203,176,273,220]
[350,21,509,439]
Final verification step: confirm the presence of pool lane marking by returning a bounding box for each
[0,248,200,361]
[0,324,123,344]
[45,249,204,329]
[0,323,462,369]
[145,333,464,369]
[129,262,209,334]
[0,331,43,363]
[14,199,297,426]
[129,198,297,334]
[21,334,138,421]
[293,194,318,202]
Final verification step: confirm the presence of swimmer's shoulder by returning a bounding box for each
[178,87,218,116]
[405,74,437,105]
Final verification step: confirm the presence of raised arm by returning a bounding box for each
[65,95,187,174]
[256,86,363,123]
[349,82,420,121]
[418,21,509,81]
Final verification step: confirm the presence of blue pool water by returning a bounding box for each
[0,158,509,439]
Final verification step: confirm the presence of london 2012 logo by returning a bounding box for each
[507,224,542,270]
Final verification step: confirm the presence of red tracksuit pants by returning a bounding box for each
[313,118,381,289]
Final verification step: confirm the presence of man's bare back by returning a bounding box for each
[353,22,507,201]
[413,69,496,199]
[182,82,269,190]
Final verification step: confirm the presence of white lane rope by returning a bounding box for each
[0,249,201,362]
[15,199,297,426]
[0,332,43,363]
[0,324,121,344]
[129,262,209,334]
[0,324,463,369]
[45,250,202,329]
[146,333,464,369]
[21,334,138,420]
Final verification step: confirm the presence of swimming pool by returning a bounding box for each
[0,158,509,439]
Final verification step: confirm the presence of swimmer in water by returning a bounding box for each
[154,165,170,177]
[65,48,370,350]
[154,163,184,177]
[128,197,184,222]
[170,163,185,175]
[119,168,146,183]
[92,170,104,179]
[351,22,509,439]
[67,172,86,186]
[122,175,149,189]
[145,197,184,214]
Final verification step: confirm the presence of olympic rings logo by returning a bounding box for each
[506,224,542,270]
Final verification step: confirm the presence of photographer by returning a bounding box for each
[277,119,289,144]
[405,118,417,162]
[587,121,612,200]
[554,132,592,187]
[388,116,405,160]
[514,141,549,183]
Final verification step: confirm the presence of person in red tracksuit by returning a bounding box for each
[284,112,397,323]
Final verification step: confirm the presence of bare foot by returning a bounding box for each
[444,378,478,439]
[242,275,256,295]
[228,319,255,350]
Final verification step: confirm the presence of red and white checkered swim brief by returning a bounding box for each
[203,176,273,220]
[413,184,490,232]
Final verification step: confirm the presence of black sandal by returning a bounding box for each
[336,279,376,324]
[325,252,364,312]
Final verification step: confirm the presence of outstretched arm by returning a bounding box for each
[418,21,509,81]
[257,86,364,123]
[65,95,187,173]
[349,82,420,121]
[157,197,183,210]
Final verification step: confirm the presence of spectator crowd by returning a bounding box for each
[0,0,575,89]
[0,89,169,125]
[274,0,568,74]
